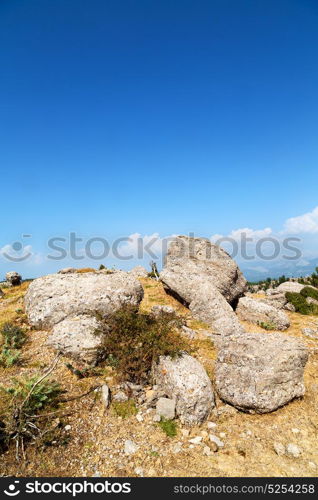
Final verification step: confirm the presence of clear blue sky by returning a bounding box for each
[0,0,317,276]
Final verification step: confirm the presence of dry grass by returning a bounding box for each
[0,280,317,477]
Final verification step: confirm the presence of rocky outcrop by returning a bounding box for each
[276,282,305,294]
[152,353,215,425]
[160,236,247,305]
[159,236,246,335]
[130,266,148,278]
[237,296,290,330]
[58,267,77,274]
[47,315,104,364]
[215,331,308,413]
[24,271,144,329]
[6,271,22,286]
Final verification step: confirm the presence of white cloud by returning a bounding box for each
[283,206,318,234]
[211,227,272,242]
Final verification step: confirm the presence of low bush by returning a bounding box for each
[285,292,318,315]
[300,286,318,302]
[97,306,190,383]
[76,268,96,273]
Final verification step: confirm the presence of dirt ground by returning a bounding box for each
[0,279,317,477]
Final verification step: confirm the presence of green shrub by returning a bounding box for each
[300,286,318,302]
[285,292,318,315]
[158,417,177,437]
[97,306,190,383]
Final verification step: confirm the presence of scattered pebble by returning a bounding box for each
[134,467,144,477]
[273,442,285,456]
[207,422,217,429]
[64,424,71,431]
[181,429,190,437]
[203,445,213,456]
[113,391,128,402]
[124,440,139,455]
[291,428,300,434]
[136,413,144,422]
[286,443,302,458]
[189,436,203,445]
[209,434,224,448]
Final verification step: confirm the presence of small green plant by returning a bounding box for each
[158,417,177,437]
[112,399,137,418]
[99,264,106,270]
[1,323,26,349]
[0,348,21,367]
[0,374,62,455]
[300,286,318,302]
[257,320,276,331]
[0,323,27,367]
[98,306,190,383]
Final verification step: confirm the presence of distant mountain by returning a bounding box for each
[240,257,318,282]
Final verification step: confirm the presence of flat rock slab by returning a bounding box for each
[236,296,290,330]
[24,271,144,329]
[215,331,308,413]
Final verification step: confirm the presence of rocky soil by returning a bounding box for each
[0,278,317,478]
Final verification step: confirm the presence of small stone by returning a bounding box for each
[286,443,301,458]
[209,434,224,448]
[134,467,144,477]
[219,432,226,438]
[308,461,317,470]
[64,424,71,431]
[207,422,217,429]
[189,436,203,445]
[291,428,300,434]
[181,429,190,437]
[124,440,138,455]
[209,441,219,452]
[273,442,285,456]
[153,414,161,422]
[113,391,128,402]
[172,442,183,454]
[156,397,176,420]
[203,445,212,456]
[136,413,144,422]
[101,384,110,408]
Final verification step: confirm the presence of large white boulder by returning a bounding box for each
[152,353,215,425]
[160,236,247,305]
[215,331,308,413]
[24,271,144,329]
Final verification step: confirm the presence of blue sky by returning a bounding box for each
[0,0,318,279]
